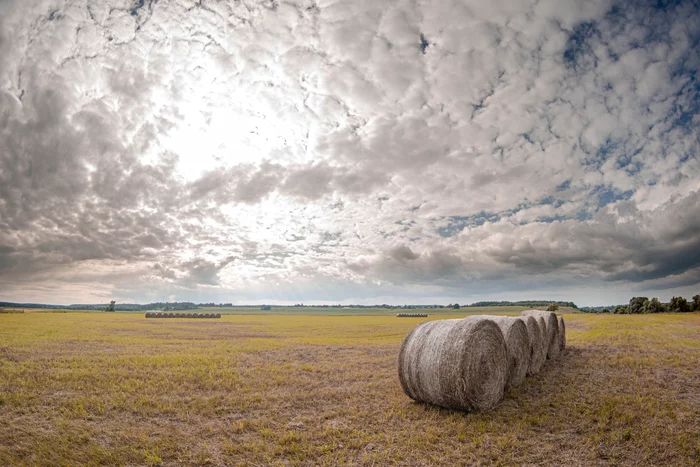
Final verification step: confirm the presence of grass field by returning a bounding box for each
[196,305,578,316]
[1,310,698,466]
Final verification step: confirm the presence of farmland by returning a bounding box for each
[0,310,698,466]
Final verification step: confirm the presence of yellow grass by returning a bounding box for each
[0,311,698,466]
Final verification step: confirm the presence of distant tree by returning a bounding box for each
[645,297,665,314]
[598,308,610,314]
[613,305,629,314]
[546,303,559,312]
[453,303,460,310]
[692,294,700,312]
[667,296,690,313]
[105,300,116,312]
[628,296,648,314]
[260,305,271,311]
[641,298,651,313]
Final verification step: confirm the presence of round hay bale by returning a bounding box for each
[520,310,560,359]
[398,317,508,412]
[518,316,547,375]
[145,312,151,318]
[215,313,221,318]
[472,316,530,388]
[558,316,566,351]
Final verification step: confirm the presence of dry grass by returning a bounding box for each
[0,311,698,466]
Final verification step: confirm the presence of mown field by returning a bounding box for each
[195,305,575,315]
[0,310,698,466]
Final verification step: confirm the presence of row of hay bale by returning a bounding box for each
[145,312,221,318]
[397,310,565,412]
[396,313,429,318]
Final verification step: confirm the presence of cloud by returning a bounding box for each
[0,0,699,306]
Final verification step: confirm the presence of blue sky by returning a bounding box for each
[0,0,699,306]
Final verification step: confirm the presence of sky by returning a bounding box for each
[0,0,699,307]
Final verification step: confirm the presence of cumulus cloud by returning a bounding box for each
[0,0,699,306]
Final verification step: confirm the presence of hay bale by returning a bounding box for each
[519,315,547,375]
[398,317,508,412]
[520,310,560,359]
[215,313,221,318]
[472,316,530,388]
[558,316,566,351]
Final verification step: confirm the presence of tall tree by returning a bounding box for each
[692,294,700,312]
[667,297,690,313]
[629,296,648,314]
[645,297,665,313]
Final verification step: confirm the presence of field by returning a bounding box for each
[0,310,698,466]
[194,306,573,315]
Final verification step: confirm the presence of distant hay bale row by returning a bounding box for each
[0,308,25,313]
[397,311,567,412]
[145,312,221,319]
[396,313,429,317]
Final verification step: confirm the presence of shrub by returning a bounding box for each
[546,303,559,312]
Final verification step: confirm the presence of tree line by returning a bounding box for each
[582,294,700,314]
[467,300,578,308]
